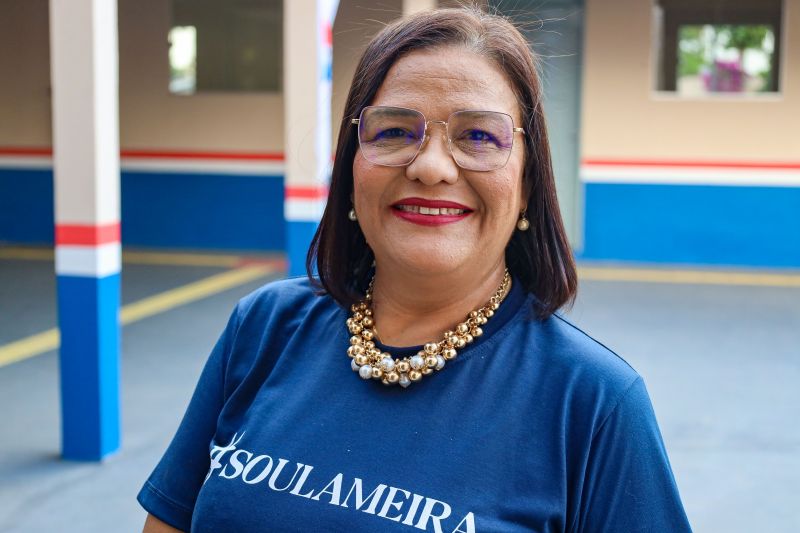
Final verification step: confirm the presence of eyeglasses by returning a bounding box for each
[351,106,525,172]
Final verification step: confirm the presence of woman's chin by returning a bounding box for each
[377,246,470,277]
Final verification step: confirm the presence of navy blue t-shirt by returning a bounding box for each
[138,277,691,532]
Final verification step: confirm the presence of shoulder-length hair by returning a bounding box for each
[306,6,578,319]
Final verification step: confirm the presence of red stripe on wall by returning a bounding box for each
[55,223,121,246]
[0,147,53,156]
[285,185,329,199]
[582,158,800,170]
[121,150,284,161]
[0,147,284,161]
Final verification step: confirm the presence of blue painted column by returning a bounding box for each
[49,0,122,460]
[284,0,339,276]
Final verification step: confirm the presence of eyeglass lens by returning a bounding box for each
[357,106,516,171]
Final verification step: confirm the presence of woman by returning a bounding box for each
[140,7,692,532]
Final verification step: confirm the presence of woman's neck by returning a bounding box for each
[368,261,508,347]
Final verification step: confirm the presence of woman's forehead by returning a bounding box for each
[371,47,521,121]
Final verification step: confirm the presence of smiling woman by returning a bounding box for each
[139,6,692,533]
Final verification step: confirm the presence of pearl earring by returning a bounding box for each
[516,211,529,231]
[348,208,358,221]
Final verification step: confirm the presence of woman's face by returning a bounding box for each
[352,46,526,279]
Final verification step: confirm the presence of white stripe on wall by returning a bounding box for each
[581,165,800,187]
[0,156,284,176]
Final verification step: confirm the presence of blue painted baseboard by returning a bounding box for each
[581,183,800,268]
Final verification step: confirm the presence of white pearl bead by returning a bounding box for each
[359,364,373,379]
[410,355,425,370]
[399,374,411,388]
[380,357,395,372]
[436,355,446,370]
[351,359,360,372]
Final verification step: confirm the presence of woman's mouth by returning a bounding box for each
[391,198,472,226]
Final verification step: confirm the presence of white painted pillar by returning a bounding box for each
[403,0,437,15]
[49,0,122,461]
[283,0,339,276]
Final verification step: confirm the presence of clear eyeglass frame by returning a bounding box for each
[350,105,526,172]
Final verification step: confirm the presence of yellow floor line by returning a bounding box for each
[578,266,800,287]
[0,264,275,368]
[0,247,53,261]
[119,264,272,324]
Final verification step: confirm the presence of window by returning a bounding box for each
[169,0,282,94]
[654,0,783,96]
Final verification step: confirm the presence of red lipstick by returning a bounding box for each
[391,197,472,226]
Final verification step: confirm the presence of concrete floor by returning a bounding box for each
[0,253,798,532]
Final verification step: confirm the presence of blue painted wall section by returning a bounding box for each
[286,220,318,277]
[0,168,55,244]
[0,169,285,251]
[582,183,800,268]
[57,273,121,460]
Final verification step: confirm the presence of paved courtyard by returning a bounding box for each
[0,250,798,532]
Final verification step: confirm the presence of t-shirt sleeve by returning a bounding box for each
[575,377,693,533]
[136,304,240,532]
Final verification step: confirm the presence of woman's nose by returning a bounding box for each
[405,130,460,186]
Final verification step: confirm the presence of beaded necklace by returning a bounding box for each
[347,269,512,387]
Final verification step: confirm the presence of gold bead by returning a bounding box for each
[382,378,391,386]
[469,311,479,318]
[386,371,400,383]
[424,342,438,354]
[456,323,469,334]
[364,309,372,316]
[371,367,383,379]
[353,312,363,322]
[409,370,422,381]
[397,361,410,373]
[471,327,483,337]
[491,302,500,311]
[447,334,459,346]
[355,354,368,365]
[350,335,363,345]
[347,345,365,358]
[362,316,373,327]
[443,348,457,360]
[365,340,375,350]
[444,330,454,338]
[425,355,438,368]
[349,324,362,335]
[422,367,433,375]
[464,334,474,344]
[484,309,494,318]
[361,329,374,341]
[358,302,367,311]
[479,316,488,325]
[351,304,360,313]
[456,338,467,348]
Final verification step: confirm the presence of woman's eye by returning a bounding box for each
[463,129,496,143]
[375,127,412,139]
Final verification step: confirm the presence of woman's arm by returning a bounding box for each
[143,513,184,533]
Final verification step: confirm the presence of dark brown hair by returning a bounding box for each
[306,5,577,319]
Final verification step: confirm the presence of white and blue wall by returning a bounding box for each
[2,0,799,271]
[578,0,800,269]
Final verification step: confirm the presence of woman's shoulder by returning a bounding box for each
[235,275,332,316]
[517,307,644,412]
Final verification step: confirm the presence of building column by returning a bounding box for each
[403,0,437,15]
[49,0,121,461]
[283,0,339,277]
